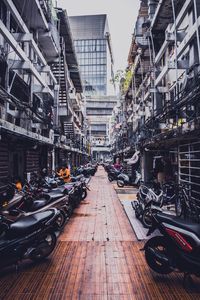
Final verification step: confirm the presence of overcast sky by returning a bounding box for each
[57,0,140,72]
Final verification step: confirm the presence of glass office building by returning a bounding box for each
[74,39,107,96]
[69,15,116,161]
[69,15,114,97]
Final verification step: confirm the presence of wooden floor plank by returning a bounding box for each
[0,167,200,299]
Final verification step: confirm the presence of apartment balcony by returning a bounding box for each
[69,92,81,111]
[12,0,60,60]
[0,25,55,99]
[38,23,60,60]
[151,0,183,33]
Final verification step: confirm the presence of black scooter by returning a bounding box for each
[70,175,90,200]
[143,211,200,279]
[0,208,59,269]
[107,167,122,182]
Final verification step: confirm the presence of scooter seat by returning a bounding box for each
[29,193,65,211]
[64,184,75,191]
[47,192,64,200]
[30,199,49,211]
[70,175,83,182]
[155,212,200,238]
[7,210,55,238]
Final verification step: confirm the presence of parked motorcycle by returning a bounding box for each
[132,182,176,228]
[117,170,141,187]
[107,167,122,182]
[70,175,90,200]
[5,194,69,230]
[0,208,59,269]
[143,211,200,280]
[1,181,70,230]
[76,164,98,178]
[29,173,87,210]
[0,181,17,209]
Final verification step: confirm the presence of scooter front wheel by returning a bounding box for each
[175,197,183,217]
[142,208,153,228]
[81,189,87,200]
[108,176,113,182]
[117,180,124,188]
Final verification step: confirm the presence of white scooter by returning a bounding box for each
[117,170,141,187]
[117,151,141,187]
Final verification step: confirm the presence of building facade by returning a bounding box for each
[53,8,87,170]
[111,0,200,209]
[0,0,86,182]
[69,15,116,161]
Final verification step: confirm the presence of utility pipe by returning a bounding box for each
[193,0,200,63]
[171,0,178,100]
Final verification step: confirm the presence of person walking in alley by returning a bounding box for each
[114,158,122,171]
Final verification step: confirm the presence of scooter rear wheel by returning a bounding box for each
[30,232,57,261]
[56,210,67,230]
[145,236,172,274]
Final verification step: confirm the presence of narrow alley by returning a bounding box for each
[0,167,200,299]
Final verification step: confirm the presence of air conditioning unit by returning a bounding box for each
[60,135,66,143]
[69,87,75,93]
[138,110,145,117]
[165,30,175,42]
[49,129,54,141]
[168,60,176,69]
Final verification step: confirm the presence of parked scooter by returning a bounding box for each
[1,181,70,230]
[29,172,87,210]
[132,182,176,228]
[107,166,122,182]
[0,208,59,269]
[70,175,90,200]
[143,211,200,280]
[75,164,97,177]
[5,193,69,230]
[117,170,141,187]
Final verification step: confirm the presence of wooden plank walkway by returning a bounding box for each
[0,167,200,299]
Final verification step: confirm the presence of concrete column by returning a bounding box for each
[143,151,153,182]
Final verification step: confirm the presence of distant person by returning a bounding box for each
[114,158,121,171]
[57,165,71,183]
[15,177,22,191]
